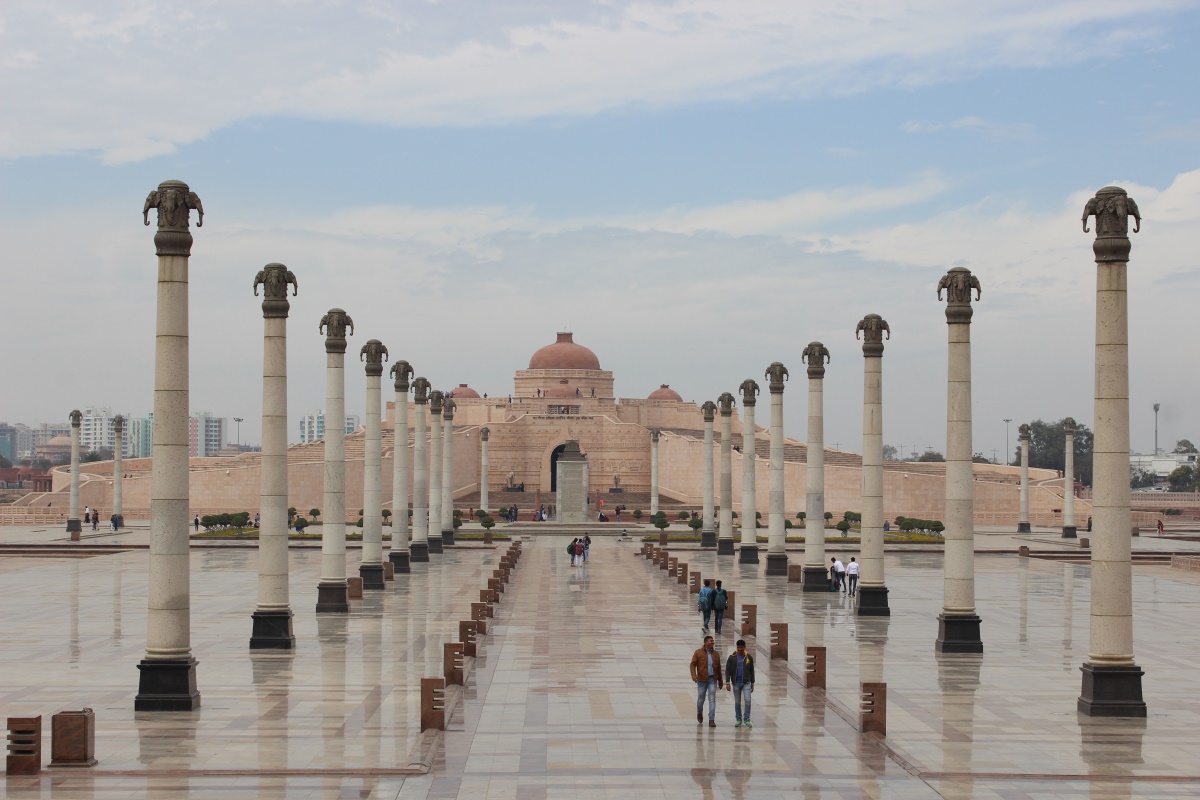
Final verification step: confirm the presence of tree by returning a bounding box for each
[688,517,703,531]
[1130,468,1156,489]
[0,455,11,469]
[632,509,643,521]
[882,444,898,461]
[1174,439,1198,454]
[480,515,495,531]
[81,450,103,463]
[972,452,990,463]
[1167,465,1198,492]
[677,511,690,520]
[309,508,320,520]
[653,515,670,532]
[1020,418,1095,486]
[916,450,945,462]
[294,517,309,532]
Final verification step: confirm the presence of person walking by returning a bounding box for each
[1157,519,1165,536]
[698,579,715,633]
[725,639,755,727]
[833,557,846,593]
[829,557,839,591]
[689,635,723,727]
[712,580,729,635]
[194,514,201,531]
[568,537,579,567]
[92,510,99,531]
[583,534,591,562]
[574,537,586,567]
[845,556,860,596]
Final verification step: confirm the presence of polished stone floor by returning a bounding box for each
[1,531,1198,798]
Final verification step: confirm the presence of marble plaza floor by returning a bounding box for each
[1,532,1199,799]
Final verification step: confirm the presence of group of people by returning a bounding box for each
[696,579,730,634]
[690,636,755,728]
[566,535,591,566]
[828,556,860,595]
[81,506,113,532]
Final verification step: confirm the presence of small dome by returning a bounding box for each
[647,384,682,402]
[528,332,601,371]
[544,379,578,399]
[450,383,480,399]
[47,435,72,446]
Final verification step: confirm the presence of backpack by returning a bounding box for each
[713,589,727,611]
[566,542,575,555]
[698,588,712,612]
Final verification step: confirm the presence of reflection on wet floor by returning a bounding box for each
[0,535,1198,799]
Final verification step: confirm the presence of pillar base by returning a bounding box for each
[66,518,81,533]
[389,549,411,572]
[1078,663,1146,717]
[717,538,735,555]
[1062,526,1077,539]
[135,657,200,711]
[1017,522,1031,533]
[738,544,760,564]
[765,553,789,576]
[428,536,443,554]
[442,529,456,546]
[359,563,386,590]
[700,528,716,548]
[856,585,890,616]
[935,613,983,653]
[410,542,430,562]
[249,610,296,650]
[802,566,829,592]
[315,581,350,613]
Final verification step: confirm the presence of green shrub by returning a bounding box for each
[480,516,495,530]
[688,517,703,530]
[784,519,793,529]
[823,511,833,520]
[382,509,392,519]
[452,516,462,529]
[356,517,364,528]
[796,511,806,519]
[653,515,670,531]
[677,511,689,520]
[309,508,320,519]
[632,509,643,520]
[843,511,861,523]
[836,519,851,537]
[475,509,487,519]
[294,517,309,532]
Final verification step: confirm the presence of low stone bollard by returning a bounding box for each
[444,642,465,686]
[659,553,670,571]
[484,529,493,544]
[488,578,502,597]
[471,602,488,635]
[770,623,788,660]
[459,621,478,658]
[1080,537,1090,548]
[7,715,41,775]
[348,577,363,599]
[861,682,887,734]
[689,572,702,594]
[805,646,827,689]
[741,604,757,637]
[677,562,688,585]
[1018,545,1030,557]
[787,563,804,582]
[50,709,96,768]
[479,588,496,613]
[659,532,669,547]
[668,557,679,577]
[724,590,736,622]
[384,562,395,581]
[421,678,446,731]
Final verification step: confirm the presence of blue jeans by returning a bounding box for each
[732,683,752,722]
[714,608,725,633]
[701,607,712,628]
[697,679,717,720]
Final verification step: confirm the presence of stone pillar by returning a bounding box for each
[250,263,298,649]
[112,415,124,529]
[802,343,830,591]
[765,362,789,576]
[410,378,431,562]
[856,314,890,617]
[700,402,717,548]
[738,380,760,564]
[316,308,354,613]
[717,392,736,556]
[359,339,388,590]
[936,267,983,652]
[427,391,444,554]
[67,410,82,537]
[480,427,490,518]
[1018,425,1031,532]
[136,180,203,711]
[1062,418,1077,539]
[389,361,413,572]
[441,399,457,546]
[649,429,660,518]
[1078,185,1145,717]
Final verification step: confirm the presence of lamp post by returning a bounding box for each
[1153,403,1160,455]
[233,417,243,449]
[1004,419,1012,465]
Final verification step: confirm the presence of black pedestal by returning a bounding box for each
[935,613,983,653]
[66,518,81,533]
[315,582,349,613]
[1078,663,1146,717]
[700,529,716,548]
[1062,525,1077,539]
[717,538,735,555]
[135,657,200,711]
[765,553,789,576]
[428,536,443,554]
[856,585,890,616]
[442,528,455,546]
[389,549,411,572]
[410,542,429,563]
[250,610,296,650]
[1017,522,1031,532]
[739,544,760,564]
[802,566,830,592]
[360,563,385,590]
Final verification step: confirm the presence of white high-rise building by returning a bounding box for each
[298,410,361,443]
[189,412,228,457]
[80,407,133,456]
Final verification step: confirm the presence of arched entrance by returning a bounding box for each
[549,443,567,492]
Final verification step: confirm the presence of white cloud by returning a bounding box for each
[0,0,1184,161]
[901,116,1037,141]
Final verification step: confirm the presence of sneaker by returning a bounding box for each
[744,720,753,728]
[735,720,743,727]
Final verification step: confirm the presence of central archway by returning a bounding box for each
[549,443,567,492]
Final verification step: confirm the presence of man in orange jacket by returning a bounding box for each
[689,635,723,726]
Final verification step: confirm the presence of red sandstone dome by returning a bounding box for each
[544,380,578,399]
[647,384,682,402]
[528,332,601,371]
[449,383,480,399]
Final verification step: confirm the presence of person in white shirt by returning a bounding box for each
[845,557,860,596]
[832,558,846,592]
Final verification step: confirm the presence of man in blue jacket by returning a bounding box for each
[725,639,755,727]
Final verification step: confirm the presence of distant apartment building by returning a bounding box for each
[0,423,17,463]
[298,410,361,443]
[189,412,228,457]
[79,407,133,456]
[127,414,153,458]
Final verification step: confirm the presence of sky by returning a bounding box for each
[2,0,1198,461]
